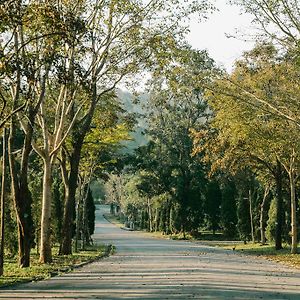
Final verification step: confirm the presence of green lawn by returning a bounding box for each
[0,244,112,288]
[220,242,300,269]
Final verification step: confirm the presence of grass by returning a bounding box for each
[103,213,124,228]
[0,244,113,288]
[218,242,300,269]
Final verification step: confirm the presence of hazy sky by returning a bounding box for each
[187,1,255,71]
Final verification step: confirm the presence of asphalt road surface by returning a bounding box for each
[1,205,300,299]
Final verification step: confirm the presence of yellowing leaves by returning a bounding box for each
[193,43,300,177]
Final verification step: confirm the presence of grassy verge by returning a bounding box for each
[103,213,124,228]
[0,244,113,288]
[218,242,300,269]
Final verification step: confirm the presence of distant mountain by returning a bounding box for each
[117,90,149,153]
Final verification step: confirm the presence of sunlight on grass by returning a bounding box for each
[0,244,109,288]
[220,242,300,269]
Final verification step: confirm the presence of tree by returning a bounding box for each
[194,44,300,250]
[259,183,271,244]
[233,0,300,49]
[69,93,133,250]
[86,188,96,238]
[127,49,215,235]
[0,128,8,275]
[1,0,58,267]
[280,149,299,253]
[230,1,300,126]
[220,180,237,238]
[204,180,221,235]
[59,0,214,254]
[25,1,88,263]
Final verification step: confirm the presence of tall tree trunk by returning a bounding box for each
[18,123,34,267]
[59,102,96,254]
[74,195,81,253]
[147,198,152,232]
[260,185,270,245]
[289,172,298,254]
[249,190,255,243]
[0,128,7,276]
[59,141,82,255]
[81,186,90,250]
[7,25,34,267]
[275,159,283,250]
[39,158,53,263]
[9,118,34,267]
[282,151,298,254]
[59,80,103,255]
[154,208,159,232]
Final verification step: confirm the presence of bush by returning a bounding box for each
[266,198,276,242]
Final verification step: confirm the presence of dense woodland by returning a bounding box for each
[0,0,300,276]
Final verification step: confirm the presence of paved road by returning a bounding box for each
[1,205,300,299]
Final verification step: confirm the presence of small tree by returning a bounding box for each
[204,180,221,234]
[220,182,237,238]
[86,189,95,238]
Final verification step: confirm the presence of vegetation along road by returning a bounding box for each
[0,205,299,299]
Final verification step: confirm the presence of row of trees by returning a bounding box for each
[105,0,300,253]
[1,0,299,279]
[0,0,211,274]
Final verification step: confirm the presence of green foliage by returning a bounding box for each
[28,159,43,248]
[220,182,237,238]
[2,0,300,269]
[4,199,18,257]
[204,180,221,233]
[266,199,277,242]
[86,189,95,236]
[233,0,300,55]
[237,194,251,241]
[52,172,63,244]
[89,180,105,203]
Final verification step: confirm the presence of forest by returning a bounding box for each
[0,0,299,279]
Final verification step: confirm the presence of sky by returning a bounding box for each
[187,1,256,71]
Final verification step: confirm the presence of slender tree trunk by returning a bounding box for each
[74,195,81,253]
[147,198,152,232]
[275,160,283,250]
[17,125,34,268]
[82,186,90,250]
[260,185,270,245]
[282,151,298,254]
[289,173,298,254]
[39,158,53,263]
[0,128,7,276]
[110,203,115,215]
[59,79,99,255]
[166,200,171,234]
[249,190,255,243]
[59,142,82,255]
[154,208,159,232]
